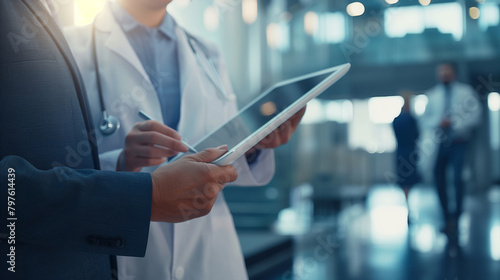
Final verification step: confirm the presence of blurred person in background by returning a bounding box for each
[65,0,305,279]
[420,63,482,236]
[392,90,421,224]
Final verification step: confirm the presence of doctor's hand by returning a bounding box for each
[150,145,238,223]
[117,120,189,172]
[247,106,307,155]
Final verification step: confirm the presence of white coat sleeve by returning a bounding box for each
[98,149,123,171]
[452,86,482,138]
[230,149,275,186]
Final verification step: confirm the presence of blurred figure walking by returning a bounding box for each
[393,91,421,223]
[421,63,482,236]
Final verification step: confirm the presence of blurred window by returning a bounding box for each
[302,99,353,124]
[314,12,346,44]
[479,3,500,31]
[368,96,404,124]
[347,97,402,154]
[385,3,463,40]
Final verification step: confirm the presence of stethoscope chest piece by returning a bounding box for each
[99,112,120,136]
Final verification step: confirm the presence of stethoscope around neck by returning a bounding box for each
[91,21,233,136]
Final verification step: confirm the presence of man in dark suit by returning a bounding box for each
[0,0,237,279]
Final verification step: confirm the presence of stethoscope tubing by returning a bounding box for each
[91,21,232,136]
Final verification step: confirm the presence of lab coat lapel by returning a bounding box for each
[94,3,152,85]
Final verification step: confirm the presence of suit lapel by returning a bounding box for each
[21,0,101,169]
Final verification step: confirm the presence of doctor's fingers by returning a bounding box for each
[290,106,307,128]
[125,145,180,159]
[136,120,182,140]
[259,125,292,149]
[127,131,188,153]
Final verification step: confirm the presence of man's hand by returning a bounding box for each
[150,145,238,223]
[117,120,188,172]
[247,106,306,156]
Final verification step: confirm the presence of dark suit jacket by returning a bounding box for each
[0,1,152,279]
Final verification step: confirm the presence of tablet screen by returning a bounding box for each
[193,69,336,153]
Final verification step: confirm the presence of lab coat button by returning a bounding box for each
[174,267,185,279]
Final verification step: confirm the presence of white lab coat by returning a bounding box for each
[64,3,275,279]
[418,81,482,181]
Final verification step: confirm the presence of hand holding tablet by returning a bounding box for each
[172,63,351,165]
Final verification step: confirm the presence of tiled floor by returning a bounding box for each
[276,184,500,280]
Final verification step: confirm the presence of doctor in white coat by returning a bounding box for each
[420,63,481,235]
[65,0,305,279]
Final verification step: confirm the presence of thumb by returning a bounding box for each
[190,145,228,163]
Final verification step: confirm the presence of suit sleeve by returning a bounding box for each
[0,155,152,257]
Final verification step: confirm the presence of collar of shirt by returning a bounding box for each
[111,1,177,41]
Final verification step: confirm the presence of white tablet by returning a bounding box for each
[190,63,350,166]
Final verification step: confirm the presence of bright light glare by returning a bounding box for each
[204,6,219,31]
[479,3,500,31]
[301,99,323,124]
[304,11,319,35]
[242,0,258,24]
[346,2,365,17]
[490,225,500,260]
[266,22,289,51]
[368,188,408,244]
[413,224,435,253]
[489,92,500,111]
[470,7,481,20]
[316,12,346,44]
[386,0,399,4]
[419,0,431,6]
[370,205,408,243]
[414,94,428,116]
[74,0,106,26]
[385,3,463,40]
[325,100,353,123]
[368,96,404,124]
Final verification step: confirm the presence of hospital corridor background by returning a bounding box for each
[60,0,500,279]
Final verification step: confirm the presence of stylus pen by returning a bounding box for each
[138,110,198,154]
